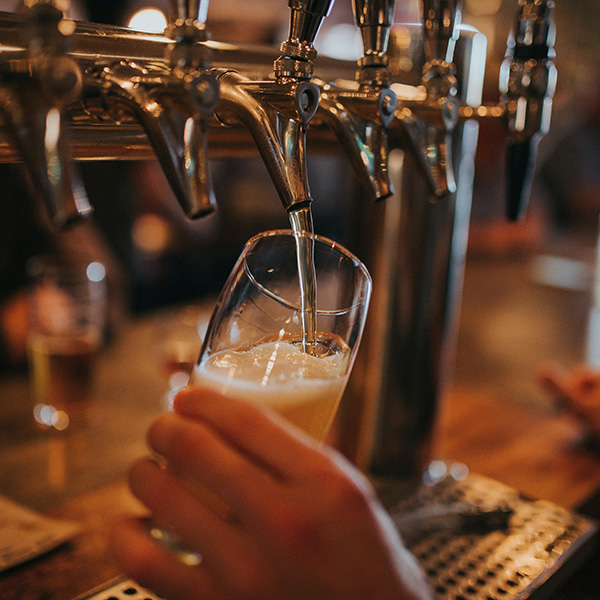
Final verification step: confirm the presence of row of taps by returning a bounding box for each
[0,0,556,229]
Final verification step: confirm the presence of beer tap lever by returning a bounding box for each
[421,0,462,65]
[500,0,556,221]
[353,0,395,88]
[274,0,335,81]
[420,0,462,196]
[0,1,90,226]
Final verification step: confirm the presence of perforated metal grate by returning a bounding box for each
[381,472,598,600]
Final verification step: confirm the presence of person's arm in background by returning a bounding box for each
[110,387,433,600]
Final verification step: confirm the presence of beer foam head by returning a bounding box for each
[204,340,346,384]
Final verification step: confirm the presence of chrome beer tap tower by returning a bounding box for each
[0,0,556,480]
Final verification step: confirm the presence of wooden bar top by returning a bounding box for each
[436,383,600,511]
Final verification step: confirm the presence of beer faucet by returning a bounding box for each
[390,0,462,198]
[83,0,220,219]
[457,0,556,220]
[0,0,91,226]
[212,1,328,219]
[314,0,398,203]
[499,0,556,220]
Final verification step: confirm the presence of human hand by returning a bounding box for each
[110,387,432,600]
[537,361,600,440]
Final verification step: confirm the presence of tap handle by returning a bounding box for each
[500,0,556,220]
[287,0,334,47]
[275,0,335,80]
[352,0,395,87]
[419,0,462,65]
[168,0,209,24]
[353,0,394,57]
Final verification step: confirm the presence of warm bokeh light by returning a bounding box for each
[132,213,171,255]
[127,7,168,33]
[34,403,70,431]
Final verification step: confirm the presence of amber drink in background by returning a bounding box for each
[27,259,107,430]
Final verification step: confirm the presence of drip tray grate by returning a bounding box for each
[379,472,598,600]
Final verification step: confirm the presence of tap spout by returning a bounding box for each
[89,60,219,219]
[215,70,319,212]
[311,0,397,203]
[0,1,91,226]
[316,85,397,202]
[81,0,219,220]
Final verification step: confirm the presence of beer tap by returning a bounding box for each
[455,0,556,220]
[391,0,462,197]
[0,0,91,226]
[212,0,329,219]
[314,0,398,203]
[83,0,220,219]
[500,0,556,220]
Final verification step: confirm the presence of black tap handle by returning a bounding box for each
[501,0,556,221]
[506,139,538,221]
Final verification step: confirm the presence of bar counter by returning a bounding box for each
[1,253,600,600]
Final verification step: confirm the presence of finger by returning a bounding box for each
[127,457,249,573]
[537,362,569,396]
[173,386,329,478]
[570,368,600,396]
[146,413,287,523]
[109,516,215,600]
[536,362,578,413]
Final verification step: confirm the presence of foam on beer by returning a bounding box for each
[190,340,348,440]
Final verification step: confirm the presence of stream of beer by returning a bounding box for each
[288,206,317,355]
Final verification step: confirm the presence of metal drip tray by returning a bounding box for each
[379,472,598,600]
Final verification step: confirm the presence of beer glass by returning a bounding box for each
[150,229,371,564]
[27,258,107,430]
[189,229,372,442]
